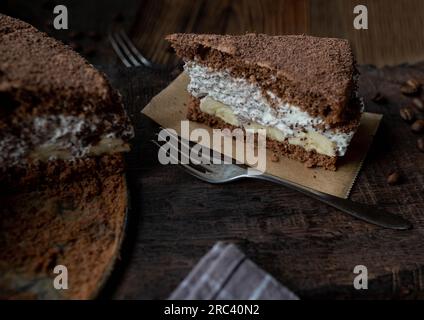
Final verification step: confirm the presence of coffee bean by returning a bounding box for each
[411,119,424,133]
[412,98,424,112]
[401,79,421,95]
[400,107,415,122]
[417,138,424,152]
[387,171,401,185]
[408,79,421,88]
[371,92,386,104]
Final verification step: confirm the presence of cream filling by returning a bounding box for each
[200,96,337,157]
[30,137,130,161]
[0,114,133,168]
[185,61,359,156]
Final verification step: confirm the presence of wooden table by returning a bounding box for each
[2,0,424,300]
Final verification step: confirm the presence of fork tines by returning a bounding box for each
[108,28,159,68]
[151,129,252,183]
[153,128,225,166]
[151,131,226,182]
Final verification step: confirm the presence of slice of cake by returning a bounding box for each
[0,14,133,188]
[166,33,363,170]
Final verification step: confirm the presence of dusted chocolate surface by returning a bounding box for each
[167,33,358,125]
[0,153,124,192]
[0,14,118,117]
[0,14,133,170]
[0,155,127,299]
[0,13,33,36]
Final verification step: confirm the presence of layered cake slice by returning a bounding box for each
[166,33,363,170]
[0,14,133,188]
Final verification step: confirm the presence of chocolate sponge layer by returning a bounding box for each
[167,33,359,127]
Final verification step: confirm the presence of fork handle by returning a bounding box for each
[250,173,412,230]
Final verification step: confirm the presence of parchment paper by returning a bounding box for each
[142,73,382,198]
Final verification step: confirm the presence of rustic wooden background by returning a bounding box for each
[131,0,424,67]
[3,0,424,67]
[1,0,424,300]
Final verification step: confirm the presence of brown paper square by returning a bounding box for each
[142,73,382,198]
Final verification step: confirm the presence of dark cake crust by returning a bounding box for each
[0,167,127,299]
[187,96,337,170]
[0,14,133,171]
[167,33,358,126]
[0,14,123,119]
[0,14,132,138]
[0,153,125,193]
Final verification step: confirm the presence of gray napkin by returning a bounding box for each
[169,242,299,300]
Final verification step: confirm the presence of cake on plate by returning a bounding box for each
[0,14,133,188]
[166,33,363,170]
[0,14,132,299]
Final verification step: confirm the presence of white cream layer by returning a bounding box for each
[200,97,337,157]
[0,115,132,168]
[185,61,359,156]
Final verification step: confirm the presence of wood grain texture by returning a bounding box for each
[309,0,424,66]
[130,0,308,66]
[3,0,424,66]
[131,0,424,67]
[96,63,424,300]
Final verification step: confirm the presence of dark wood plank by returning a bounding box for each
[130,0,308,66]
[4,0,424,66]
[131,0,424,67]
[309,0,424,66]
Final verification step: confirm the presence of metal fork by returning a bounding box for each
[108,28,165,69]
[152,131,412,230]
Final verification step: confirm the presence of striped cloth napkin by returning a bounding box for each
[169,242,299,300]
